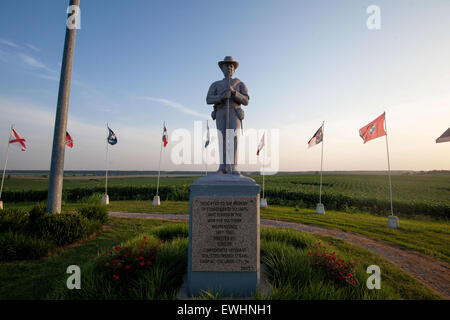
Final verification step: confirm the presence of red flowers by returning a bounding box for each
[92,235,160,283]
[309,241,359,287]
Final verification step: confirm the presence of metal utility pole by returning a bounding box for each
[47,0,80,213]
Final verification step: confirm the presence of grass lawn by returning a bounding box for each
[0,218,168,299]
[0,218,442,300]
[5,200,450,263]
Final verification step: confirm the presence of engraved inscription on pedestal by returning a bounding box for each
[191,196,258,272]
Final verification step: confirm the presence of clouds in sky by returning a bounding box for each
[0,38,18,48]
[0,37,56,79]
[141,97,209,120]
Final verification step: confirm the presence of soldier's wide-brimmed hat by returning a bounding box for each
[218,56,239,69]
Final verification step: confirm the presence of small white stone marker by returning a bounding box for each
[101,194,109,205]
[152,195,160,206]
[388,215,399,229]
[260,198,268,208]
[316,203,325,214]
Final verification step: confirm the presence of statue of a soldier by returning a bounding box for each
[206,56,249,175]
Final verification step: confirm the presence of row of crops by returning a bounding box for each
[2,172,449,219]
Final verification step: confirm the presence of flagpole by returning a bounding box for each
[156,121,164,197]
[205,120,208,176]
[262,139,265,200]
[384,112,394,216]
[319,121,324,204]
[0,125,12,201]
[105,124,109,197]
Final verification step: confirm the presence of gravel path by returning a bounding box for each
[109,211,450,299]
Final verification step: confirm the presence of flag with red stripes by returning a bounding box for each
[9,127,26,151]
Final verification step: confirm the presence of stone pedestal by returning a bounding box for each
[152,195,160,206]
[260,198,268,208]
[388,215,399,229]
[316,203,325,214]
[101,194,109,205]
[0,200,3,210]
[188,174,260,297]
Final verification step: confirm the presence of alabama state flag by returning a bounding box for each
[9,127,26,151]
[359,112,386,144]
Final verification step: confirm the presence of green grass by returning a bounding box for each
[260,228,441,300]
[5,200,450,264]
[0,218,168,299]
[261,206,450,264]
[0,219,442,300]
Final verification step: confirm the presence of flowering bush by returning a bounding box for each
[93,235,161,282]
[308,241,359,286]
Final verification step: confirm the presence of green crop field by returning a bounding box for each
[2,172,449,219]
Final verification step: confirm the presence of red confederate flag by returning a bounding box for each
[359,112,386,143]
[65,132,73,148]
[9,127,26,151]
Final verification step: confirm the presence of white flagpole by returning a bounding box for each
[0,125,12,200]
[384,112,394,216]
[262,139,265,200]
[319,121,324,204]
[205,120,208,176]
[105,124,109,196]
[156,121,164,197]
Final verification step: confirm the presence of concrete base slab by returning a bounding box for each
[188,173,260,298]
[152,195,160,206]
[101,194,109,205]
[388,215,399,229]
[178,264,272,299]
[316,203,325,214]
[260,198,268,208]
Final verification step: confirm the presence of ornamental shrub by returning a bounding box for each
[93,235,161,282]
[76,204,109,224]
[0,231,54,261]
[0,208,28,233]
[308,241,359,286]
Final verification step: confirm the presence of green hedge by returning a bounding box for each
[76,205,109,224]
[0,203,106,261]
[0,231,54,261]
[2,184,449,219]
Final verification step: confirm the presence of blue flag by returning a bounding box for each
[107,127,117,145]
[205,121,210,148]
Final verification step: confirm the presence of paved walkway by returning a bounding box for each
[109,211,450,299]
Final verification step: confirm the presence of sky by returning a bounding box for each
[0,0,449,172]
